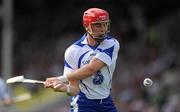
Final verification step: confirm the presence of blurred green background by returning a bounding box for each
[0,0,180,112]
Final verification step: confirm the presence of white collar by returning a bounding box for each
[81,34,88,45]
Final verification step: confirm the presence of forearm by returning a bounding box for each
[58,57,105,82]
[66,85,80,96]
[65,80,79,96]
[67,64,97,81]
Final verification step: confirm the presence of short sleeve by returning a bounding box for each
[95,39,120,66]
[63,46,79,76]
[0,79,10,99]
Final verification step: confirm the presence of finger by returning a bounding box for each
[52,80,63,86]
[46,77,57,83]
[52,79,62,86]
[54,84,62,89]
[44,82,54,88]
[45,84,53,88]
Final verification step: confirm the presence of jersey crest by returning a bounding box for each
[93,70,104,85]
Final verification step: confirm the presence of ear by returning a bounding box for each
[85,25,93,35]
[83,25,88,31]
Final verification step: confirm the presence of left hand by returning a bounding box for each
[52,80,67,92]
[44,77,59,88]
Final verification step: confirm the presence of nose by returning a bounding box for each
[101,23,107,28]
[101,24,107,32]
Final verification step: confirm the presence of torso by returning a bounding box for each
[64,34,120,99]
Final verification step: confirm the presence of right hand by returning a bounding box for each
[3,98,14,106]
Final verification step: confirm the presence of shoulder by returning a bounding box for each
[65,36,85,52]
[65,45,80,57]
[103,35,120,49]
[72,34,86,48]
[65,41,85,59]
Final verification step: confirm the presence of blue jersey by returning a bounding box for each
[63,33,119,111]
[0,78,10,100]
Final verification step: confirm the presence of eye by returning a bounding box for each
[93,23,101,27]
[103,22,108,27]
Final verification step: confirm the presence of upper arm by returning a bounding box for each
[0,79,10,99]
[63,46,79,75]
[63,47,80,94]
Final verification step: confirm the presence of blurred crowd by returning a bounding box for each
[1,0,180,112]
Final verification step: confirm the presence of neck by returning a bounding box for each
[87,34,98,46]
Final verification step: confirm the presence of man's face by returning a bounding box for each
[87,21,109,38]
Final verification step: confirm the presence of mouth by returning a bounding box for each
[94,34,105,39]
